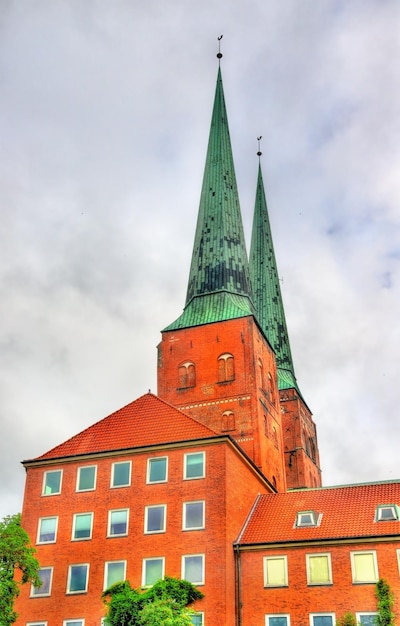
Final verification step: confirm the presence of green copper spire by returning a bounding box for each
[165,67,254,331]
[249,163,299,392]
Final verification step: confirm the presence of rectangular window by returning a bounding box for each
[147,457,168,483]
[190,613,204,626]
[63,621,84,626]
[145,505,166,534]
[108,509,129,537]
[42,470,62,495]
[30,567,53,597]
[37,517,58,544]
[142,557,164,587]
[111,461,131,487]
[184,452,205,480]
[266,615,290,626]
[183,501,205,530]
[72,513,93,540]
[76,465,97,492]
[182,554,204,585]
[356,614,379,626]
[306,554,332,585]
[104,561,126,590]
[67,564,89,594]
[27,623,47,626]
[263,556,288,587]
[351,551,378,583]
[310,615,335,626]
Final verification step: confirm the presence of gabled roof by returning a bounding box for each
[165,66,254,332]
[237,481,400,545]
[26,393,217,463]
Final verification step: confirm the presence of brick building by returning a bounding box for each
[16,59,399,626]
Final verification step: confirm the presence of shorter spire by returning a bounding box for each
[217,35,223,63]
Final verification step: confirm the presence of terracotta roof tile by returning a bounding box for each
[239,482,400,544]
[29,393,217,462]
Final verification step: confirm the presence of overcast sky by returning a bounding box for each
[1,1,399,520]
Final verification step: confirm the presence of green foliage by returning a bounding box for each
[0,513,41,626]
[102,576,203,626]
[336,613,358,626]
[375,578,395,626]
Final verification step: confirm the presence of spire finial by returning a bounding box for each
[257,136,262,159]
[217,35,223,63]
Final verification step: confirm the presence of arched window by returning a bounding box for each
[258,358,266,390]
[218,353,235,382]
[222,411,235,432]
[178,361,196,389]
[268,373,275,405]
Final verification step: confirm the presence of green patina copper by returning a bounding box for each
[165,67,254,331]
[249,164,300,393]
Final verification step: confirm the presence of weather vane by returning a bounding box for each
[257,136,262,158]
[217,35,223,62]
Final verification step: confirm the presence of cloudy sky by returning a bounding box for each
[1,1,399,520]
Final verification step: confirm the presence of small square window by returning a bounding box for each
[182,554,204,585]
[306,554,332,585]
[184,452,205,480]
[111,461,131,487]
[142,557,164,587]
[63,621,84,626]
[145,505,166,534]
[356,614,379,626]
[72,513,93,540]
[31,567,53,597]
[42,470,62,496]
[310,614,335,626]
[108,509,129,537]
[104,560,126,590]
[147,457,168,483]
[266,615,290,626]
[37,517,58,544]
[183,501,205,530]
[190,613,204,626]
[376,505,399,521]
[76,466,97,492]
[296,511,320,527]
[263,556,288,587]
[351,551,378,583]
[67,564,89,594]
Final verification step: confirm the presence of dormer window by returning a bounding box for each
[375,505,399,522]
[296,510,321,528]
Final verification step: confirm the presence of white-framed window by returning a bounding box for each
[265,615,290,626]
[356,613,379,626]
[183,501,205,530]
[30,567,53,597]
[142,557,165,587]
[42,469,62,496]
[306,553,332,585]
[351,551,378,583]
[309,614,335,626]
[190,613,204,626]
[104,560,126,590]
[63,621,85,626]
[184,452,205,480]
[37,516,58,544]
[147,457,168,483]
[27,623,48,626]
[72,512,93,541]
[295,510,320,527]
[144,505,166,534]
[108,509,129,537]
[182,554,204,585]
[111,461,131,487]
[66,564,89,594]
[375,504,399,521]
[263,556,288,587]
[76,465,97,492]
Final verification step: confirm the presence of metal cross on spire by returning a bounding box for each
[217,35,223,63]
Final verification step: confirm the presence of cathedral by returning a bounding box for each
[16,57,399,626]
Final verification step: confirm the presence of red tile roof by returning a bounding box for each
[29,393,217,462]
[238,482,400,544]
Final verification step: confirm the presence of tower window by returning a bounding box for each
[218,353,235,382]
[222,410,235,431]
[178,361,196,388]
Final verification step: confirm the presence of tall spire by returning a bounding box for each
[249,160,298,392]
[164,64,254,331]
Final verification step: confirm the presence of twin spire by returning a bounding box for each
[164,62,298,393]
